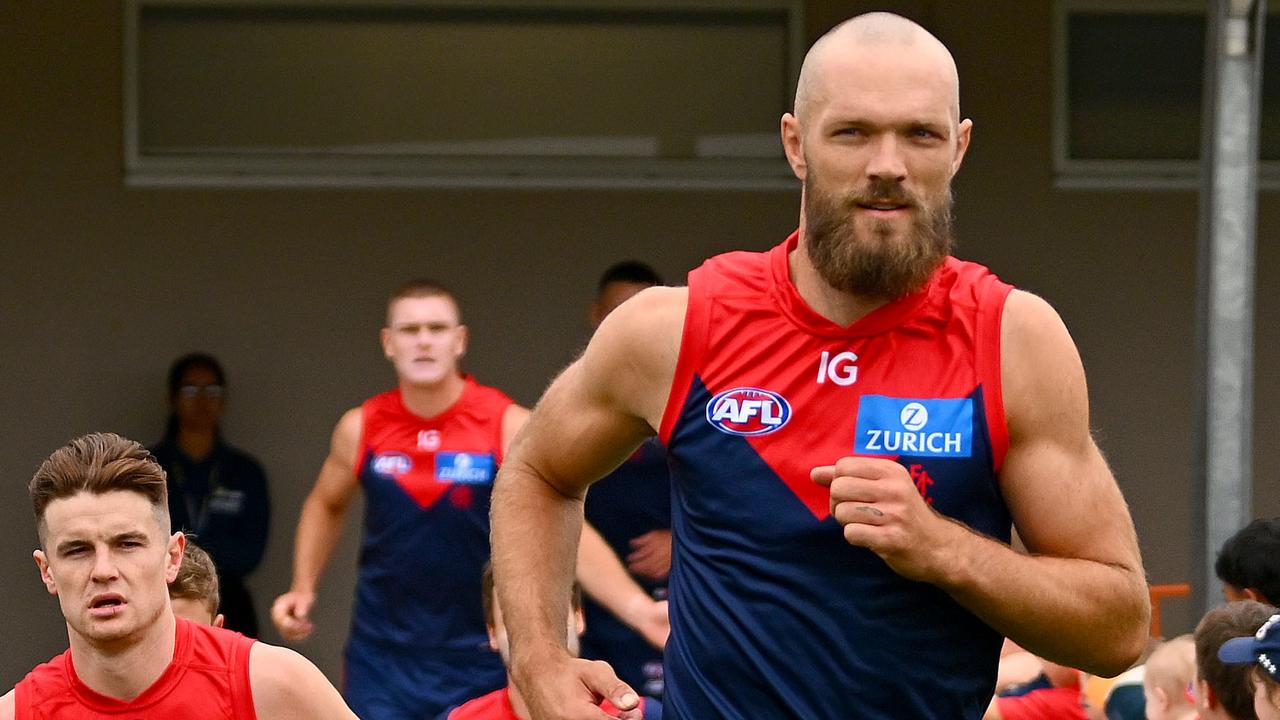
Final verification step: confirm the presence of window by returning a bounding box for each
[124,0,804,189]
[1054,0,1279,188]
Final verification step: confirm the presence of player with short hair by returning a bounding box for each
[272,279,666,720]
[0,432,356,719]
[491,12,1149,720]
[169,540,224,627]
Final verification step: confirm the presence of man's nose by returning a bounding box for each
[90,548,119,582]
[865,134,907,184]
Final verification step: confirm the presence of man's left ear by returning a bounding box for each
[455,324,470,357]
[33,549,57,596]
[165,532,186,584]
[952,118,973,175]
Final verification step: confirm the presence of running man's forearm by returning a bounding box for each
[288,494,349,593]
[491,458,586,668]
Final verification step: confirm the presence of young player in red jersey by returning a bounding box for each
[270,279,666,720]
[438,565,661,720]
[0,432,356,720]
[491,12,1150,720]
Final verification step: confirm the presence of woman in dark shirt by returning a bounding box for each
[150,353,270,637]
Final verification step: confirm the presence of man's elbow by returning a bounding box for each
[1087,595,1152,677]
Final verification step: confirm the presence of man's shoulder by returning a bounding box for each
[0,689,14,720]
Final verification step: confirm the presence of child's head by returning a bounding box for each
[168,541,223,627]
[1143,635,1196,720]
[1218,613,1280,720]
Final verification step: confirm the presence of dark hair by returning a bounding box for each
[167,353,226,402]
[482,562,581,628]
[170,540,220,614]
[597,261,664,295]
[1195,600,1277,720]
[1216,518,1280,605]
[387,278,461,325]
[30,432,169,544]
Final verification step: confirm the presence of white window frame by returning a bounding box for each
[123,0,805,190]
[1053,0,1280,190]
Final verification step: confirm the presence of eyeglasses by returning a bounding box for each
[178,384,224,400]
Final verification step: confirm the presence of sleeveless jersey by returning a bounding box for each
[352,376,513,651]
[442,687,659,720]
[658,233,1014,720]
[15,618,256,719]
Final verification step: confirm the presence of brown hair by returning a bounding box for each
[169,540,220,614]
[386,278,461,326]
[1195,600,1278,720]
[29,432,169,543]
[481,562,580,628]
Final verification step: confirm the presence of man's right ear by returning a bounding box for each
[33,549,57,596]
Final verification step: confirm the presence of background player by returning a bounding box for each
[0,432,356,719]
[490,12,1148,720]
[271,279,666,719]
[581,261,671,698]
[437,564,661,720]
[169,540,225,627]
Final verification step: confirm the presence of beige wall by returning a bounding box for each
[1,0,1275,688]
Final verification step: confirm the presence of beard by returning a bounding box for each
[803,168,955,301]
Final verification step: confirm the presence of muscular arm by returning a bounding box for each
[271,408,362,641]
[491,287,684,717]
[249,643,359,719]
[817,291,1148,677]
[499,366,671,651]
[0,689,13,720]
[944,290,1150,673]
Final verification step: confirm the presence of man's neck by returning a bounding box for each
[68,611,177,702]
[789,229,891,328]
[506,674,532,720]
[176,429,216,461]
[399,373,466,419]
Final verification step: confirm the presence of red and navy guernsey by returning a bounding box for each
[658,232,1014,720]
[345,376,511,717]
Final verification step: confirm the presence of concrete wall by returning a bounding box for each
[0,0,1274,687]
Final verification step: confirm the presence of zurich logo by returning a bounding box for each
[705,387,792,436]
[900,402,929,431]
[371,452,412,476]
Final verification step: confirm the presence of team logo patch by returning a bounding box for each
[705,387,792,436]
[854,395,973,458]
[371,452,412,476]
[435,452,496,484]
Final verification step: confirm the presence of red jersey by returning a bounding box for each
[445,687,644,719]
[15,618,256,719]
[658,232,1015,719]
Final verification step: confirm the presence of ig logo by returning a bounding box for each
[816,350,858,386]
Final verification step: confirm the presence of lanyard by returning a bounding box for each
[168,458,222,535]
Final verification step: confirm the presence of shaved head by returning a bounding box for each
[794,13,960,123]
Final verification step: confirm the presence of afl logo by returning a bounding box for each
[371,452,412,476]
[705,387,792,436]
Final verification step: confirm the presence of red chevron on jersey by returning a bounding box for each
[660,231,1012,522]
[358,377,512,511]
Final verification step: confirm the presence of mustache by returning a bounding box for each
[840,178,917,208]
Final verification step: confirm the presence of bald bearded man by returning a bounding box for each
[490,12,1150,720]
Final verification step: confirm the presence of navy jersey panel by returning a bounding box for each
[352,449,495,651]
[663,376,1005,720]
[581,436,670,696]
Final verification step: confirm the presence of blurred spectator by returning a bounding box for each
[151,353,270,636]
[985,642,1090,720]
[1194,600,1278,720]
[1217,519,1280,605]
[170,540,225,628]
[1142,635,1196,720]
[1217,611,1280,720]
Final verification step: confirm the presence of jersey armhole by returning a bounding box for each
[352,404,371,479]
[978,280,1013,473]
[658,281,705,446]
[233,638,258,720]
[493,398,514,465]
